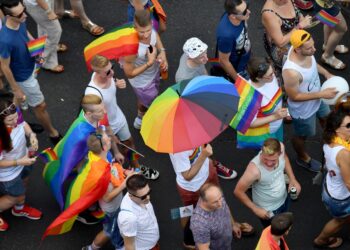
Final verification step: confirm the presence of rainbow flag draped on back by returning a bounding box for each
[84,23,139,71]
[27,36,47,57]
[42,152,110,239]
[315,10,339,28]
[236,85,283,149]
[43,112,96,210]
[230,75,263,134]
[256,226,289,250]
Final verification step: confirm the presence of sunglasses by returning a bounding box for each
[0,103,17,117]
[90,132,104,149]
[11,7,26,19]
[130,188,152,200]
[105,63,115,76]
[234,3,249,16]
[341,123,350,129]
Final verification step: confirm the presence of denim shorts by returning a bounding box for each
[292,101,330,137]
[322,181,350,218]
[103,209,124,248]
[115,122,131,142]
[0,166,33,197]
[17,74,44,107]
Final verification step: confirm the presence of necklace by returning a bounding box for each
[332,136,350,150]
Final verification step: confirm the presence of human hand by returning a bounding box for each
[273,108,288,119]
[288,180,301,195]
[146,45,157,65]
[114,152,125,165]
[201,144,213,157]
[157,54,168,71]
[321,87,338,99]
[14,88,26,103]
[47,11,58,20]
[115,78,126,89]
[298,15,312,29]
[232,222,242,239]
[18,155,37,166]
[253,207,270,220]
[29,133,38,151]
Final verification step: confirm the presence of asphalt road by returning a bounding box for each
[1,0,350,249]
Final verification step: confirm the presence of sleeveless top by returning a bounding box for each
[324,144,350,200]
[282,47,321,119]
[262,0,300,74]
[251,150,287,211]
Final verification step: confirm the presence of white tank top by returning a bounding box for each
[282,48,321,119]
[324,144,350,200]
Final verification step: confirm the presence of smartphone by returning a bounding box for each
[148,45,153,53]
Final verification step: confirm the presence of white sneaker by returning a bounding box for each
[133,117,142,130]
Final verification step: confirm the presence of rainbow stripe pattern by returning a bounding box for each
[150,0,167,22]
[43,111,96,210]
[188,147,200,165]
[27,36,47,57]
[127,150,141,162]
[315,10,339,28]
[84,23,139,70]
[260,88,282,115]
[38,148,58,163]
[230,75,263,134]
[43,152,110,239]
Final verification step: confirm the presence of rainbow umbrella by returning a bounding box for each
[141,76,239,153]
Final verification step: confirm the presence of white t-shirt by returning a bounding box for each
[85,75,127,134]
[0,123,26,182]
[118,194,159,250]
[169,147,209,192]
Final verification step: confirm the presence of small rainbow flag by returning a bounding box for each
[27,36,47,57]
[315,10,339,28]
[208,58,221,68]
[127,150,141,162]
[38,148,58,163]
[151,0,167,22]
[230,75,263,134]
[84,23,139,71]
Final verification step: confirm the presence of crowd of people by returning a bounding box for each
[0,0,350,249]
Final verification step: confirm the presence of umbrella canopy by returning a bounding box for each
[141,76,239,153]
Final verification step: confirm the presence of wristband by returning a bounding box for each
[159,48,166,51]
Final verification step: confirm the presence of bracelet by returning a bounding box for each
[14,160,17,166]
[159,48,166,51]
[45,8,51,14]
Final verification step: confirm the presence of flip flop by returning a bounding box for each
[314,237,343,249]
[237,222,255,236]
[321,55,346,70]
[57,10,79,19]
[82,21,105,36]
[323,44,349,54]
[57,43,68,53]
[43,65,64,73]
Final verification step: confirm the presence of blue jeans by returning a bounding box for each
[103,208,124,248]
[260,195,291,228]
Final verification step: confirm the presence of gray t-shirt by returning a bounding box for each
[190,198,232,249]
[175,53,207,82]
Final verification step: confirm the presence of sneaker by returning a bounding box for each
[11,204,42,220]
[296,158,321,172]
[0,216,9,231]
[294,0,313,10]
[76,211,101,225]
[140,165,160,180]
[214,161,237,179]
[133,117,142,130]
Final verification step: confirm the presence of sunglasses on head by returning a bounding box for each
[0,103,17,117]
[11,7,26,19]
[90,132,104,149]
[131,188,152,200]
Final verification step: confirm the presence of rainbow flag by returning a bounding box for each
[43,111,96,210]
[230,76,263,134]
[38,148,58,163]
[127,150,141,162]
[260,88,282,115]
[42,152,110,239]
[27,36,47,57]
[84,23,139,71]
[208,58,221,68]
[151,0,167,22]
[315,10,339,28]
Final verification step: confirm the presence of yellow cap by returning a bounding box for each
[290,29,311,48]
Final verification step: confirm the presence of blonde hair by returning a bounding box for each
[91,55,109,69]
[81,94,102,113]
[262,138,281,155]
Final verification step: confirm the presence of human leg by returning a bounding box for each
[314,217,348,247]
[33,102,59,138]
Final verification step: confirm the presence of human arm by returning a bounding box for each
[283,69,338,101]
[122,46,157,78]
[250,108,288,128]
[123,236,136,250]
[336,149,350,191]
[180,144,213,181]
[35,0,57,20]
[229,211,242,239]
[106,126,124,164]
[102,170,137,202]
[196,243,210,250]
[0,156,36,168]
[317,64,333,80]
[234,163,270,220]
[0,57,25,102]
[115,78,126,89]
[282,144,301,194]
[218,51,238,80]
[155,33,168,71]
[24,122,38,151]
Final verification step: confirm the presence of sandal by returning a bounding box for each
[57,43,68,53]
[43,65,64,73]
[57,10,79,19]
[237,222,255,237]
[314,237,343,249]
[82,21,105,36]
[0,216,9,232]
[140,165,160,180]
[321,55,346,70]
[323,44,349,54]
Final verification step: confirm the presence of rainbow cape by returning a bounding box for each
[315,10,339,28]
[230,75,263,134]
[27,36,47,57]
[84,23,139,71]
[43,111,96,210]
[38,148,58,163]
[256,226,289,250]
[43,152,110,239]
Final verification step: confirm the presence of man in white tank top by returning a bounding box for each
[234,138,301,227]
[282,30,338,172]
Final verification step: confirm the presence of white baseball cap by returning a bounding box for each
[183,37,208,59]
